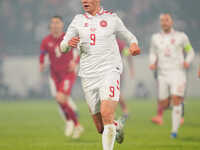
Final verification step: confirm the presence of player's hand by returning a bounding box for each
[69,61,76,72]
[183,62,190,69]
[129,43,140,56]
[40,64,45,72]
[68,37,80,48]
[149,64,156,71]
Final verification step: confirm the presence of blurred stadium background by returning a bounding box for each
[0,0,200,100]
[0,1,200,150]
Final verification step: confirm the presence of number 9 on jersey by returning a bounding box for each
[90,34,96,46]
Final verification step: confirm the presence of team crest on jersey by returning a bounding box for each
[84,23,89,27]
[48,42,53,47]
[171,38,176,44]
[100,20,108,27]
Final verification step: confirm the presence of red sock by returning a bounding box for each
[59,105,70,120]
[59,102,79,126]
[157,103,164,117]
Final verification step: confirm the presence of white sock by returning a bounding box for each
[172,105,182,133]
[102,124,116,150]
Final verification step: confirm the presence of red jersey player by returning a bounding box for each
[39,16,83,139]
[117,39,134,119]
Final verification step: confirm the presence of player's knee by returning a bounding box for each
[172,95,183,106]
[56,92,66,103]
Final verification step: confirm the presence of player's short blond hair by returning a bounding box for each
[51,15,63,22]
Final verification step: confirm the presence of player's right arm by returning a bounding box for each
[60,16,80,53]
[182,33,195,69]
[149,35,157,71]
[39,38,48,72]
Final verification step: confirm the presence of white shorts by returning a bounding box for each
[81,71,120,114]
[158,71,186,100]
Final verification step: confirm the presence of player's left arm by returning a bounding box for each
[114,14,140,56]
[148,35,158,71]
[182,33,195,69]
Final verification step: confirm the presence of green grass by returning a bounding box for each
[0,99,200,150]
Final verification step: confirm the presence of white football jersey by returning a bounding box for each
[149,29,195,74]
[61,8,138,78]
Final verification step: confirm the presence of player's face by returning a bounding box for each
[160,14,173,33]
[49,18,64,36]
[81,0,100,14]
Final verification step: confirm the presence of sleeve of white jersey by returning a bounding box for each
[114,14,138,46]
[60,15,79,53]
[182,33,195,64]
[149,35,157,65]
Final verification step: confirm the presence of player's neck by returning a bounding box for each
[89,6,101,16]
[163,28,172,34]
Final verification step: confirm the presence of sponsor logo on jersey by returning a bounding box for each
[100,20,108,27]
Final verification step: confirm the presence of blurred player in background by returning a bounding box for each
[117,39,134,119]
[39,16,83,139]
[149,14,195,138]
[152,67,185,126]
[60,0,140,149]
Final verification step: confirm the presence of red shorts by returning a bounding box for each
[49,72,76,96]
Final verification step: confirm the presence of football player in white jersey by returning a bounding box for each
[60,0,140,149]
[149,14,195,138]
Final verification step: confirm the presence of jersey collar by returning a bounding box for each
[84,7,104,19]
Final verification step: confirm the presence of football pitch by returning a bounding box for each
[0,99,200,150]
